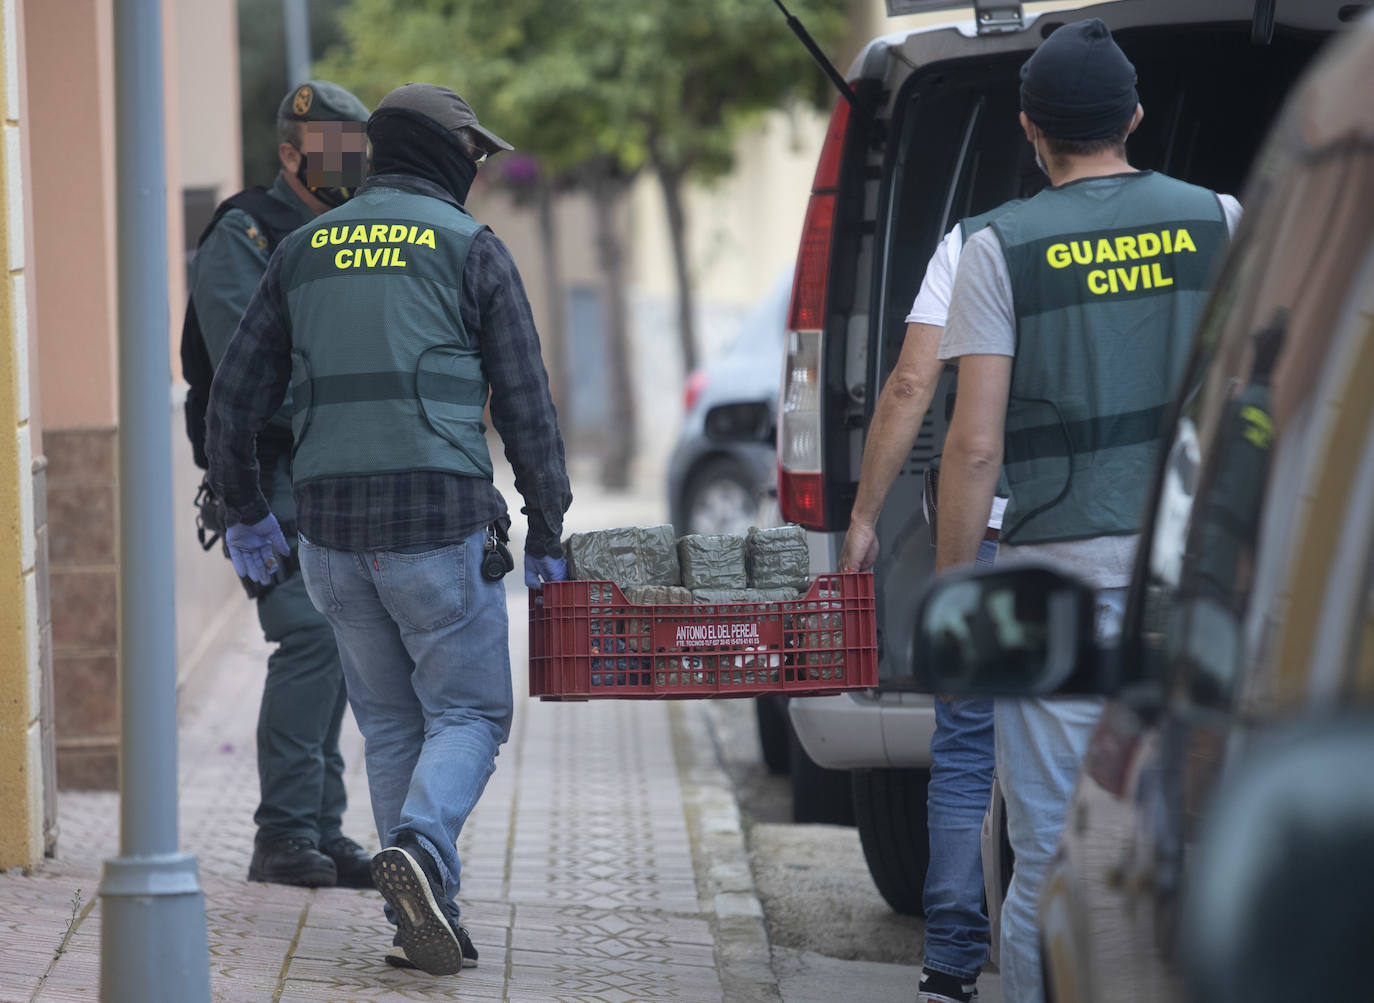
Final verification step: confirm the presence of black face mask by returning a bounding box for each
[366,108,480,206]
[295,155,365,209]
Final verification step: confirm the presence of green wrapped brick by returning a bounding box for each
[746,525,811,590]
[637,524,681,586]
[678,534,748,589]
[626,585,693,605]
[564,524,685,589]
[564,526,643,587]
[692,588,802,604]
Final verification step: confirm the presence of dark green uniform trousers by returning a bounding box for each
[253,451,348,845]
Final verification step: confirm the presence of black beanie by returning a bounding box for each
[1020,18,1138,141]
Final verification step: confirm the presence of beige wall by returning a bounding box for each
[0,0,48,869]
[175,0,241,194]
[25,0,242,790]
[29,0,117,430]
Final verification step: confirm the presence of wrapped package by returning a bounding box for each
[692,588,802,604]
[626,585,694,606]
[565,527,643,587]
[678,534,748,589]
[746,525,812,590]
[637,524,681,586]
[565,524,684,590]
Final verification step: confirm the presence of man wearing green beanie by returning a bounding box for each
[183,80,375,889]
[932,19,1241,1002]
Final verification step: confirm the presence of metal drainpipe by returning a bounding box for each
[284,0,312,88]
[99,0,211,999]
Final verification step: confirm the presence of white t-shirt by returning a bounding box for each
[909,223,1008,531]
[936,186,1243,587]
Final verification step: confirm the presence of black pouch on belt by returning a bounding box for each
[481,515,514,582]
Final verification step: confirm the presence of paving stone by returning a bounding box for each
[0,475,791,1000]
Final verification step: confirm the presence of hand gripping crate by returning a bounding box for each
[528,572,877,700]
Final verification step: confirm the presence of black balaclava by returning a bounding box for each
[367,107,479,206]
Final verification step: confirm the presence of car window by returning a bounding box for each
[1131,43,1374,714]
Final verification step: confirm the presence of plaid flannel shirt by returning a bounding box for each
[205,174,571,556]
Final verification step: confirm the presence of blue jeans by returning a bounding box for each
[994,588,1127,1003]
[922,537,998,981]
[297,529,513,917]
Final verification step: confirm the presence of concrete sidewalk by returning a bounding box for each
[0,466,941,1002]
[0,583,750,1002]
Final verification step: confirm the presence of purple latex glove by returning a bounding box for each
[225,513,291,586]
[524,553,567,590]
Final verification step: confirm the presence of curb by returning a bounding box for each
[670,702,782,1003]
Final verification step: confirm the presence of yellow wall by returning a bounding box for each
[0,0,43,869]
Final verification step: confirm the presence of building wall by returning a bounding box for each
[25,0,242,793]
[0,0,49,870]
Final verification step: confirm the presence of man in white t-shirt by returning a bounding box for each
[934,20,1240,1002]
[839,204,1022,1003]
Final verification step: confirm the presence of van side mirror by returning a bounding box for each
[703,401,773,444]
[915,564,1110,696]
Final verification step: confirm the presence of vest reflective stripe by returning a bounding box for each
[279,186,494,485]
[992,172,1228,545]
[294,371,489,409]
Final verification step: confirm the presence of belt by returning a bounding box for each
[984,527,1000,542]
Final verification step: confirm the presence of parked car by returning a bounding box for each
[667,270,790,539]
[914,15,1374,1000]
[776,0,1354,918]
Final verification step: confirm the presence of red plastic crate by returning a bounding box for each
[528,572,877,700]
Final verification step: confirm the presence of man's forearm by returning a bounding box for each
[934,442,1000,571]
[850,323,943,527]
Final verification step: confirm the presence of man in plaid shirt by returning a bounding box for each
[206,83,571,977]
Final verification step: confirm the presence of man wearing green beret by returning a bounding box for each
[184,80,374,888]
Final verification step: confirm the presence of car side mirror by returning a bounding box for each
[703,401,773,444]
[915,563,1112,696]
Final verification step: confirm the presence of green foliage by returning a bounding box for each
[238,0,349,188]
[315,0,848,183]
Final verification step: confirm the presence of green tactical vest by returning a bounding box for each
[927,200,1028,494]
[990,171,1228,546]
[959,199,1024,243]
[278,185,494,486]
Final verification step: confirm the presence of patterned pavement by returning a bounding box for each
[0,578,737,1002]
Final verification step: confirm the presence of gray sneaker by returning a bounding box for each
[385,935,477,971]
[371,838,474,976]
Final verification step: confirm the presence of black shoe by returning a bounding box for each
[320,835,375,889]
[248,837,337,887]
[371,835,469,976]
[918,967,979,1003]
[385,926,477,971]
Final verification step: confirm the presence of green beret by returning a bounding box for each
[277,80,370,124]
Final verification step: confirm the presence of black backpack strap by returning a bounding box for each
[181,187,304,470]
[199,186,303,254]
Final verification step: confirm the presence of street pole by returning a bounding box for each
[284,0,312,87]
[99,0,211,999]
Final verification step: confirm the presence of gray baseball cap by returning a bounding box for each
[374,83,514,154]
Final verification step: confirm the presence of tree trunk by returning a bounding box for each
[589,169,636,491]
[535,178,572,448]
[656,163,698,375]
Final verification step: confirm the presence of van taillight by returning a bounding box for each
[778,329,824,528]
[787,96,850,333]
[780,93,851,531]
